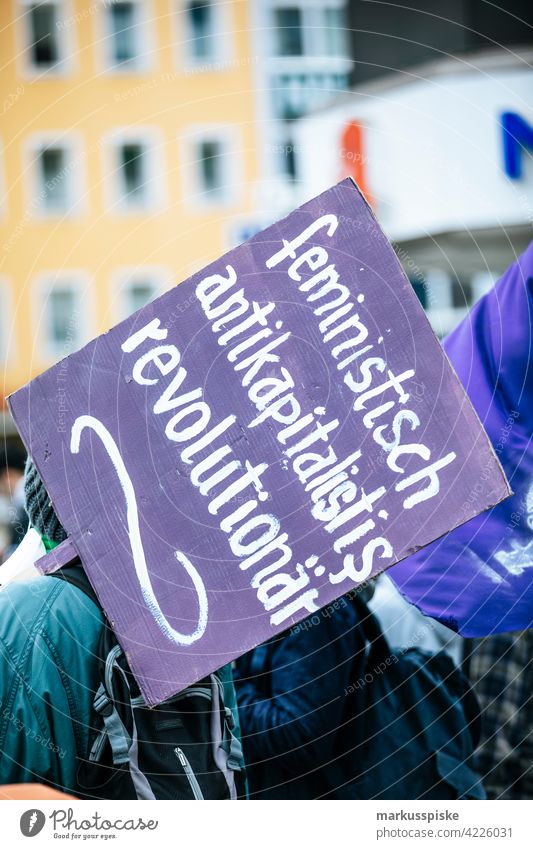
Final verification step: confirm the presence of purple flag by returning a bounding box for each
[8,179,510,703]
[390,243,533,635]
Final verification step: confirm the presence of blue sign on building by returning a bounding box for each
[501,111,533,179]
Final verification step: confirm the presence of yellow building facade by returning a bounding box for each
[0,0,260,411]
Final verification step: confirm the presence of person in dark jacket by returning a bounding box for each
[234,590,366,799]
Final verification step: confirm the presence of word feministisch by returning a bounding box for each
[196,215,457,588]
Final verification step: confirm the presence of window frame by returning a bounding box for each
[32,271,93,362]
[17,0,76,78]
[178,0,233,71]
[102,127,166,215]
[96,0,155,75]
[24,131,86,219]
[269,0,349,60]
[111,266,170,322]
[180,125,242,210]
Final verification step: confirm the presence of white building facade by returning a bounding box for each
[292,49,533,335]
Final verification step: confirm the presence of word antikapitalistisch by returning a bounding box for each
[119,211,455,631]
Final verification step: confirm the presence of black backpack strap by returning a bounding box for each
[50,560,100,607]
[52,563,135,762]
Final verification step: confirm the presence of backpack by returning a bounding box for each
[326,594,485,800]
[53,563,246,800]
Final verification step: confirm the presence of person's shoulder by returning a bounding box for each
[0,575,92,612]
[0,576,104,652]
[0,576,63,620]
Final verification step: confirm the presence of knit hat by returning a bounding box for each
[24,458,67,545]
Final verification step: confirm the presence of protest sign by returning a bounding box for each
[8,178,510,704]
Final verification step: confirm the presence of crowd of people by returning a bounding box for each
[0,245,530,801]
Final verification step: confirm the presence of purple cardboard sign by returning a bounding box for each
[8,179,510,705]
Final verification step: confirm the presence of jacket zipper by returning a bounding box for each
[174,747,204,800]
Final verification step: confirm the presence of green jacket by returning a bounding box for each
[0,575,243,795]
[0,577,103,792]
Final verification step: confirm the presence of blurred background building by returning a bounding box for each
[0,2,531,469]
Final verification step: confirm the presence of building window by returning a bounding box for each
[198,139,224,196]
[410,277,428,310]
[451,277,473,309]
[29,2,58,66]
[113,268,167,320]
[106,130,163,213]
[185,1,216,61]
[322,7,348,56]
[28,135,83,217]
[126,280,156,314]
[120,143,145,199]
[183,128,240,208]
[35,275,89,359]
[196,136,228,201]
[102,0,148,70]
[274,7,303,56]
[271,72,349,121]
[20,0,73,74]
[48,287,77,350]
[271,3,348,58]
[38,146,68,210]
[271,129,298,181]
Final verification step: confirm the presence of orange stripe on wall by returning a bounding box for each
[340,121,373,206]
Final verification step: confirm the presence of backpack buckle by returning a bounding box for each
[224,706,235,730]
[94,685,113,717]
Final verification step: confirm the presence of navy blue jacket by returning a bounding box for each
[234,594,365,799]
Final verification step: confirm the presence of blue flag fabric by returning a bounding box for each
[390,243,533,636]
